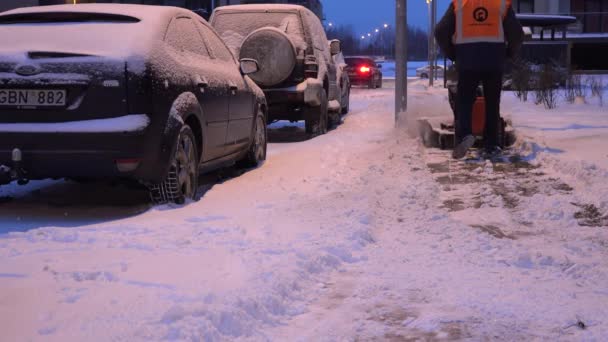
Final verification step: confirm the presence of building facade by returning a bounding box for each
[513,0,608,33]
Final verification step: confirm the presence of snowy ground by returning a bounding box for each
[1,80,607,341]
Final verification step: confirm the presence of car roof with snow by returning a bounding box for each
[213,4,306,14]
[0,4,197,59]
[0,3,187,22]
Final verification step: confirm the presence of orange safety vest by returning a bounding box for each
[452,0,512,44]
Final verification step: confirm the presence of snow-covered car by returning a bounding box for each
[333,51,351,114]
[416,65,444,78]
[211,4,342,135]
[0,4,268,204]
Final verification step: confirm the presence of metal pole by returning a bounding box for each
[429,0,438,85]
[395,0,407,125]
[428,1,433,86]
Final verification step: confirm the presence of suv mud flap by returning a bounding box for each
[304,79,324,107]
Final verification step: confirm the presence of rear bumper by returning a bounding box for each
[0,115,169,184]
[348,74,373,85]
[264,79,323,121]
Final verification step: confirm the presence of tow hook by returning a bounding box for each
[11,148,28,185]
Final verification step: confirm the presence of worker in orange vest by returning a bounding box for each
[435,0,524,159]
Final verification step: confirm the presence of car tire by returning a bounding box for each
[368,78,375,89]
[377,78,383,88]
[421,73,428,79]
[149,125,199,205]
[305,90,328,137]
[341,88,350,115]
[238,109,267,168]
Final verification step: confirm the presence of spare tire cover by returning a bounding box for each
[239,27,297,87]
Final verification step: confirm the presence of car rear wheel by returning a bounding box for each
[421,73,428,79]
[150,125,199,205]
[305,90,328,137]
[368,78,376,89]
[341,87,350,114]
[238,110,267,168]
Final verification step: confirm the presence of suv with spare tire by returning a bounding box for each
[211,4,342,136]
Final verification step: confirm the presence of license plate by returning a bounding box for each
[0,89,67,107]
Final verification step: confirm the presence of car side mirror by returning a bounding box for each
[239,58,259,75]
[377,64,382,68]
[329,39,341,56]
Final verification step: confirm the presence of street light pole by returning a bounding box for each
[395,0,407,125]
[431,0,437,83]
[427,0,433,86]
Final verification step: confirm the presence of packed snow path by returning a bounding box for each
[1,82,607,341]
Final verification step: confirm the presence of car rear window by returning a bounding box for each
[345,58,374,66]
[0,12,144,58]
[212,12,305,55]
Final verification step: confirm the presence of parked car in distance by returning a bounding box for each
[345,56,383,89]
[211,4,341,136]
[0,4,267,204]
[333,51,351,115]
[416,64,444,78]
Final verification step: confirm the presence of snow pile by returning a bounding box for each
[1,81,607,340]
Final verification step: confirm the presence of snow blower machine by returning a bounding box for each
[418,13,577,153]
[417,62,516,151]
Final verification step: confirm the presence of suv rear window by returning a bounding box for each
[212,12,305,54]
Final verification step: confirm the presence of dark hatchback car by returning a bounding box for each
[0,4,267,204]
[345,57,383,89]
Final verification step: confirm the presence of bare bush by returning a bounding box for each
[588,76,605,106]
[534,63,560,109]
[564,73,585,104]
[510,58,531,102]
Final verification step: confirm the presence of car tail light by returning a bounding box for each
[359,66,371,73]
[115,158,141,172]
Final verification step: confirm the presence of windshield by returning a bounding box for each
[213,12,305,56]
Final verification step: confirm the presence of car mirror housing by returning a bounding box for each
[329,39,341,56]
[377,64,382,68]
[239,58,259,75]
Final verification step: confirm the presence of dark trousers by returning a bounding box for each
[456,69,503,148]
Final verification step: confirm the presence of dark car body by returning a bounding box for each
[333,52,351,114]
[211,4,341,134]
[0,4,266,200]
[345,57,383,89]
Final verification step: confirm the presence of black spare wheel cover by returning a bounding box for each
[239,27,297,87]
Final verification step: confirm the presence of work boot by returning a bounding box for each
[482,146,503,160]
[452,135,475,159]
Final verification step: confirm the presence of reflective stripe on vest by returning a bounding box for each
[453,0,509,44]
